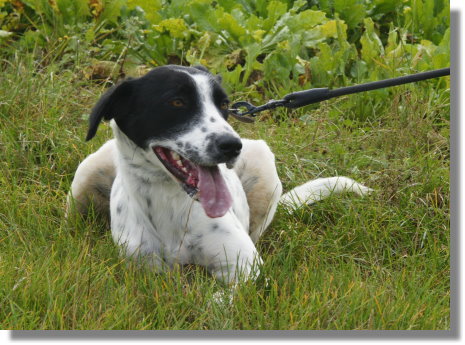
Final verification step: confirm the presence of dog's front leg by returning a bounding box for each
[187,217,262,285]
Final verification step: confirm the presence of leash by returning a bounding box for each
[229,67,450,122]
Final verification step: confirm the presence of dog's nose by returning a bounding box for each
[216,135,242,159]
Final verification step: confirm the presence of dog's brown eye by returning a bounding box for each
[170,99,185,107]
[220,101,229,110]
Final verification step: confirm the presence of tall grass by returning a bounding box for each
[0,50,449,329]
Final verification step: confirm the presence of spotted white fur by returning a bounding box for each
[68,65,372,285]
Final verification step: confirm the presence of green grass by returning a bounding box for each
[0,54,449,330]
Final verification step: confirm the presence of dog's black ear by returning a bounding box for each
[86,80,134,141]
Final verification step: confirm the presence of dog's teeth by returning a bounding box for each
[172,152,180,160]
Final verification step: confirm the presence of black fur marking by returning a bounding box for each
[137,176,151,186]
[86,80,134,141]
[129,163,142,170]
[205,133,242,163]
[184,147,202,163]
[186,233,205,260]
[94,183,112,199]
[205,133,216,141]
[97,168,115,177]
[85,65,229,149]
[242,176,259,193]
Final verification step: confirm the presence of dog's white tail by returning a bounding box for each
[280,176,373,211]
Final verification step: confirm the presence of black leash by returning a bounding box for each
[229,67,450,122]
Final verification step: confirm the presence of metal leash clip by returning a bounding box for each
[229,99,288,123]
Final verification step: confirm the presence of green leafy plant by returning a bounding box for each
[0,0,450,330]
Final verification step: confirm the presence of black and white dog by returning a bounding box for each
[68,65,371,284]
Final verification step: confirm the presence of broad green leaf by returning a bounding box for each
[127,0,162,23]
[333,0,366,29]
[266,1,288,23]
[288,10,327,31]
[99,0,126,25]
[56,0,90,24]
[350,60,368,80]
[290,0,306,13]
[217,12,246,42]
[360,17,384,64]
[263,52,294,87]
[319,19,347,41]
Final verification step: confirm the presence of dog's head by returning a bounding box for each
[86,65,242,218]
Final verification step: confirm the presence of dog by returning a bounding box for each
[68,65,372,285]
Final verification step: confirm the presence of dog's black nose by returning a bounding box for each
[216,135,242,159]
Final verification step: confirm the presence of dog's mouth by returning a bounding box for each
[153,146,232,218]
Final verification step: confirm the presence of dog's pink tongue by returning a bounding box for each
[198,165,232,218]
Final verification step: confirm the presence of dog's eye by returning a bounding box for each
[169,99,185,107]
[220,100,229,110]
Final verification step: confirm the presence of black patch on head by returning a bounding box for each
[85,65,229,148]
[211,80,229,120]
[146,197,152,208]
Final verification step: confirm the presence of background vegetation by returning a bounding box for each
[0,0,450,329]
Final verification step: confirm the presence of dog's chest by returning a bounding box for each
[109,165,250,265]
